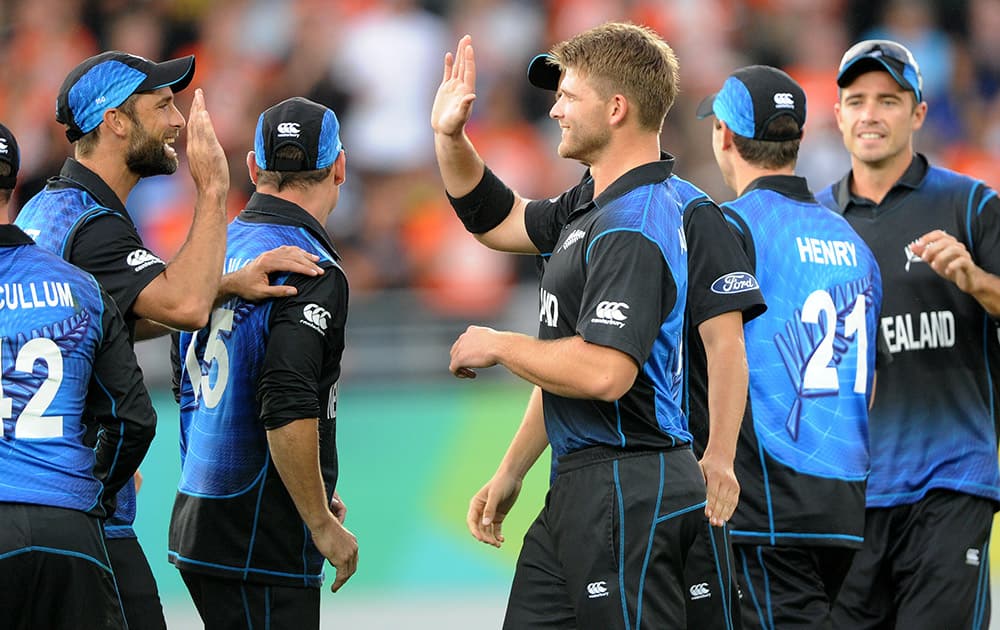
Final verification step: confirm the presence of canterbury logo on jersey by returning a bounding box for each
[586,581,609,598]
[560,229,586,251]
[0,139,7,154]
[774,92,795,108]
[277,122,301,137]
[301,303,331,333]
[711,272,758,295]
[126,249,165,272]
[689,583,711,600]
[592,300,628,328]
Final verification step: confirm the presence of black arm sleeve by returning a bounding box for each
[524,176,591,254]
[691,202,767,325]
[88,290,157,517]
[258,267,348,430]
[70,214,166,316]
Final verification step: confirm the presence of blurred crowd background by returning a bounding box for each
[4,0,1000,339]
[6,2,1000,626]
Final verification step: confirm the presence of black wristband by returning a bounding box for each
[446,166,515,234]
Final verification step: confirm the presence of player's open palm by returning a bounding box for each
[313,516,358,593]
[432,35,478,137]
[467,472,522,548]
[185,88,229,198]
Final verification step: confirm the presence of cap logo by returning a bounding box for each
[0,139,7,154]
[276,122,300,138]
[774,93,795,109]
[95,95,108,106]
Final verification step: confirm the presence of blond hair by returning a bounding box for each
[550,22,679,132]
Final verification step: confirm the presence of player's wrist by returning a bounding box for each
[446,166,514,234]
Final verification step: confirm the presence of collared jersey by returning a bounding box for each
[525,160,765,460]
[723,175,882,547]
[14,158,163,537]
[169,193,347,588]
[524,159,687,458]
[818,154,1000,509]
[0,224,154,517]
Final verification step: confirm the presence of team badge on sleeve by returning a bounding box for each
[126,249,165,272]
[300,303,330,334]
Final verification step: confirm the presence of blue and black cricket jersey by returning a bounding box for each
[0,224,154,516]
[169,193,347,588]
[723,175,881,547]
[526,158,765,462]
[15,158,165,538]
[524,159,688,458]
[818,154,1000,509]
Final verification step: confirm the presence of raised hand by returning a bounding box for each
[186,88,229,199]
[431,35,478,138]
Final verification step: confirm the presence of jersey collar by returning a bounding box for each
[741,175,815,203]
[830,152,928,213]
[53,158,131,219]
[572,154,676,219]
[240,192,341,261]
[0,224,37,247]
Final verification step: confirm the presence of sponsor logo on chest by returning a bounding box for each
[881,310,955,353]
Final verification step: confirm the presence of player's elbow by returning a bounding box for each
[588,369,636,402]
[169,304,211,331]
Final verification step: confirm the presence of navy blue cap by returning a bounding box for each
[696,65,806,141]
[0,122,18,189]
[56,51,195,142]
[837,39,923,103]
[527,54,561,91]
[254,97,342,172]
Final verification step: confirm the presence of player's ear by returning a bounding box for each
[246,151,259,186]
[332,150,346,186]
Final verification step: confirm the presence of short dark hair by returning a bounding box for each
[256,145,333,191]
[731,116,801,169]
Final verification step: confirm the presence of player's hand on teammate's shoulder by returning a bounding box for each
[223,245,324,301]
[185,88,229,199]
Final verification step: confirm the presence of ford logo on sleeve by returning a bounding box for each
[711,272,759,294]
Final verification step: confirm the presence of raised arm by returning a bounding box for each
[431,35,536,254]
[131,88,229,330]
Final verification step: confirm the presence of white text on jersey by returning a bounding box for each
[797,237,858,267]
[0,282,74,310]
[539,288,559,327]
[881,310,955,353]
